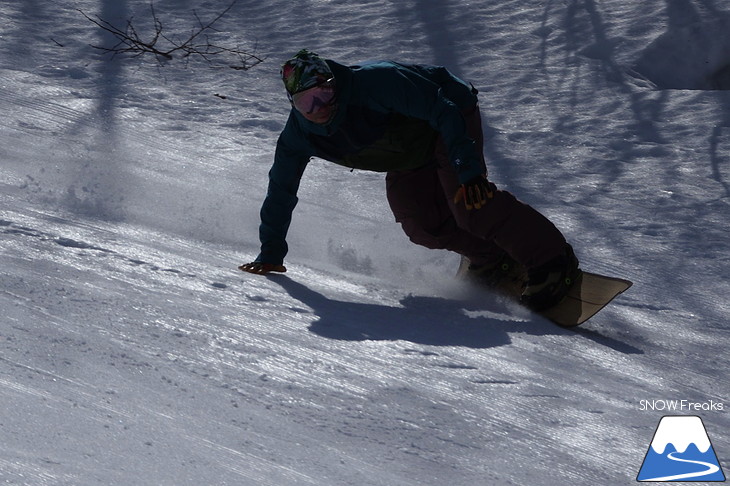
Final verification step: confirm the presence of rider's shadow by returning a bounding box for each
[269,275,559,349]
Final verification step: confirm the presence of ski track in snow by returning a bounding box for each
[1,0,730,485]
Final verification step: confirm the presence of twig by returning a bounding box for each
[79,0,264,69]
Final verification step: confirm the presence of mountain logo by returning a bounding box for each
[637,415,726,482]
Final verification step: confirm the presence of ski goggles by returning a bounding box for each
[288,79,336,115]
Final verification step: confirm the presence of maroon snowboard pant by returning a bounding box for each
[385,105,568,270]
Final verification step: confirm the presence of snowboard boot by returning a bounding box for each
[467,253,527,296]
[520,245,581,311]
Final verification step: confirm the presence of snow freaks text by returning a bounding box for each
[639,399,724,412]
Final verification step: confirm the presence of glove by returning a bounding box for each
[238,262,287,275]
[453,174,494,210]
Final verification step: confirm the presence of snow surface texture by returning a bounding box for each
[1,0,729,485]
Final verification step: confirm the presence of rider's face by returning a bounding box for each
[290,82,337,124]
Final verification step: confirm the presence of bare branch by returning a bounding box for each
[79,0,264,69]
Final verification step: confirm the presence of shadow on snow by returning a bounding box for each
[269,275,643,354]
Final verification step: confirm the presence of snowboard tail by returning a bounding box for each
[457,256,632,327]
[539,271,632,327]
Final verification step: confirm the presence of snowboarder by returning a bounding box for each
[240,49,580,310]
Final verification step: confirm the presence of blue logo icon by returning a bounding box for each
[637,415,726,482]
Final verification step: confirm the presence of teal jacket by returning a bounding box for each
[256,60,482,264]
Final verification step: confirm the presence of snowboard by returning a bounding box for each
[457,256,632,327]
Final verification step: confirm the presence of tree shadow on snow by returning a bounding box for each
[271,275,565,349]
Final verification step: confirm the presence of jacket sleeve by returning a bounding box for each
[356,63,483,183]
[256,118,311,265]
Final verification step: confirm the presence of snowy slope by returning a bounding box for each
[1,0,729,485]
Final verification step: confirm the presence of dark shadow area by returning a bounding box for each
[269,275,644,354]
[412,0,461,73]
[572,326,645,355]
[390,0,464,75]
[709,125,730,199]
[271,275,542,349]
[565,0,668,143]
[56,0,130,222]
[632,16,730,91]
[13,0,44,67]
[96,0,129,133]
